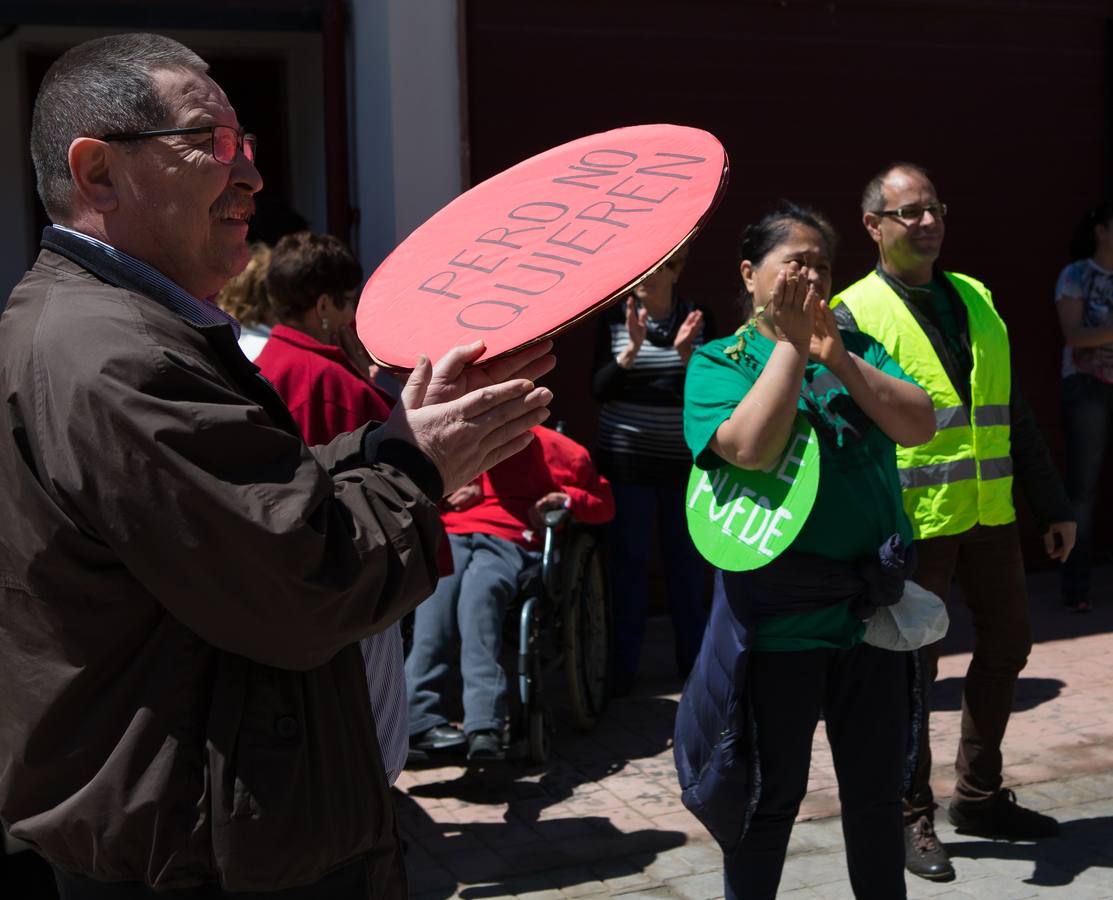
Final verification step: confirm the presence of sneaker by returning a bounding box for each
[948,788,1059,839]
[466,729,503,761]
[904,816,954,881]
[410,724,466,753]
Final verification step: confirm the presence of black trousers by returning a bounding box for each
[723,643,909,900]
[906,523,1031,820]
[52,858,370,899]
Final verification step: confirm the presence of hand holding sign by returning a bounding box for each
[380,347,554,495]
[421,339,556,406]
[357,125,727,368]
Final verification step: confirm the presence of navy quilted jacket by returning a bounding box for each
[673,538,916,853]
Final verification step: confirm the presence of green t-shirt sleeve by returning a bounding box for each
[683,339,756,471]
[846,330,921,388]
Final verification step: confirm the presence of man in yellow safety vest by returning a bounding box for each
[832,162,1077,883]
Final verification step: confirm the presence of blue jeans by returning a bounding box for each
[1061,373,1113,604]
[406,532,538,737]
[607,482,708,680]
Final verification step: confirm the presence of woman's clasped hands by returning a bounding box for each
[766,261,818,348]
[766,262,849,372]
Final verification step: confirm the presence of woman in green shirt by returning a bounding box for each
[677,203,935,899]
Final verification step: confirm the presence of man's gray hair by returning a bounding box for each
[860,161,932,215]
[31,33,209,220]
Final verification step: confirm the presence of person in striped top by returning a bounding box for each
[591,244,715,695]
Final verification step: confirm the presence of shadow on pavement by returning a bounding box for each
[398,692,687,896]
[931,676,1065,713]
[401,799,687,899]
[946,815,1113,886]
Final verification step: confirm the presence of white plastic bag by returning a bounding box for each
[863,580,949,652]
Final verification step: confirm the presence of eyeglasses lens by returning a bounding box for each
[899,204,946,222]
[212,127,236,164]
[212,127,256,164]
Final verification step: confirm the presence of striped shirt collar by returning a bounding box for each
[52,224,240,337]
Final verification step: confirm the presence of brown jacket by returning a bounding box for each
[0,245,444,893]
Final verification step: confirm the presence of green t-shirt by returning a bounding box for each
[684,329,919,650]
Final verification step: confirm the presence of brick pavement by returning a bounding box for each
[396,564,1113,898]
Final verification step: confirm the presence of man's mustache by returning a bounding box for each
[211,195,256,221]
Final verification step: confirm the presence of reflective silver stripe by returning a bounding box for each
[899,458,977,489]
[935,405,970,430]
[979,456,1014,481]
[974,404,1010,427]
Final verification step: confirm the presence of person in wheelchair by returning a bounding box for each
[405,425,615,761]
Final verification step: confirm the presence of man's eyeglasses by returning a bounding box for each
[874,203,947,224]
[101,125,256,165]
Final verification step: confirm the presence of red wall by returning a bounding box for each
[465,0,1112,566]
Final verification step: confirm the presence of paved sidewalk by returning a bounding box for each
[396,564,1113,898]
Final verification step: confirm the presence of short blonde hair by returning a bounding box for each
[216,242,272,326]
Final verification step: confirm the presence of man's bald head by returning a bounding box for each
[861,162,933,216]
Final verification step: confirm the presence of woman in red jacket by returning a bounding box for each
[254,232,405,783]
[255,232,392,442]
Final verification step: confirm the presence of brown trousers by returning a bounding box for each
[905,522,1032,823]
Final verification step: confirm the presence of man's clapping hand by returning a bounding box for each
[421,340,555,406]
[381,341,555,495]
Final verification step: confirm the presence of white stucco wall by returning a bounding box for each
[350,0,463,270]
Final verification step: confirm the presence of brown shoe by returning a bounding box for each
[904,815,954,881]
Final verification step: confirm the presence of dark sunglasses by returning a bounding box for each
[101,125,256,165]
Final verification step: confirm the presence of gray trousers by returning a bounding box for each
[406,532,538,737]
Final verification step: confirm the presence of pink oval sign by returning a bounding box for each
[357,124,728,368]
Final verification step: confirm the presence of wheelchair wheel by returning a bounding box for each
[562,533,610,730]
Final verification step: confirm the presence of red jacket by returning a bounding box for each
[255,324,392,444]
[444,426,614,549]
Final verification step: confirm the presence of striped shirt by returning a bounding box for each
[54,225,241,337]
[591,299,714,484]
[360,627,407,783]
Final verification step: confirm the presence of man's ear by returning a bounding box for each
[315,293,331,319]
[68,138,118,212]
[863,212,883,245]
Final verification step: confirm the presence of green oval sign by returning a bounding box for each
[685,415,820,571]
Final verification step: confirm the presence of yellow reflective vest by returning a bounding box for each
[831,270,1015,540]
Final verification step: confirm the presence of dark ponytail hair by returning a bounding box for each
[735,201,837,314]
[1069,202,1113,261]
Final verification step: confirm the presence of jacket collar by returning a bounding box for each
[270,323,348,360]
[873,262,940,301]
[40,225,240,337]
